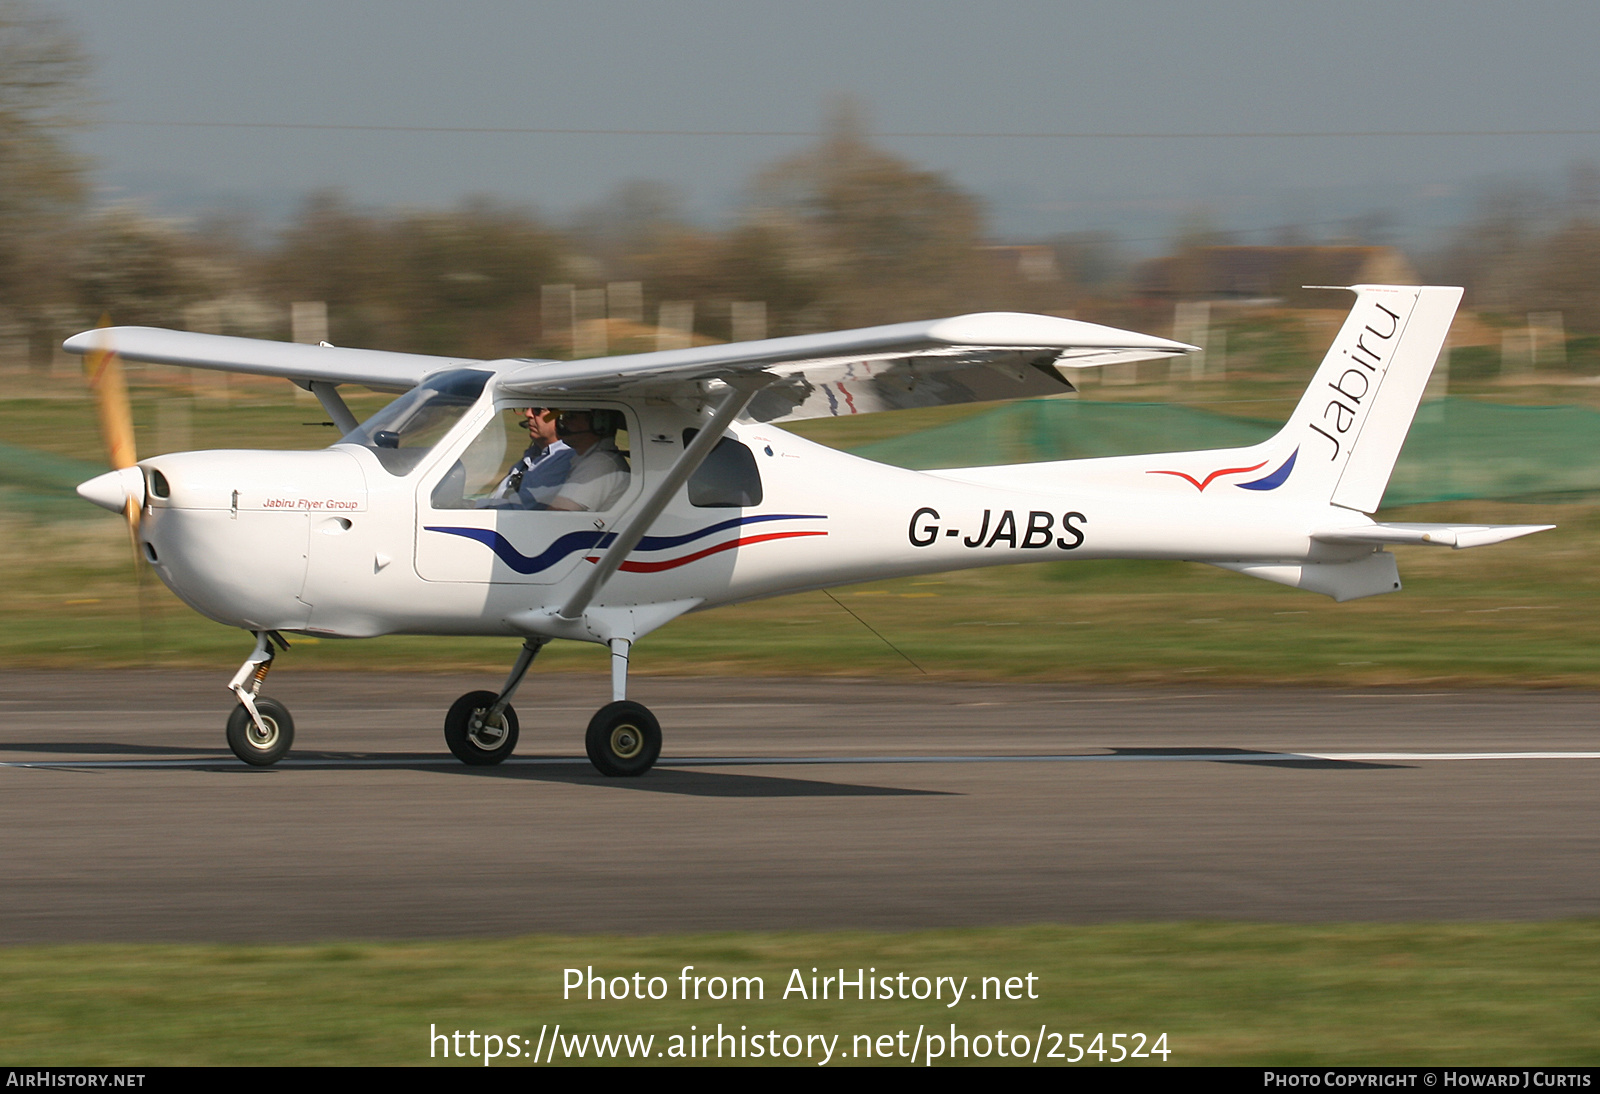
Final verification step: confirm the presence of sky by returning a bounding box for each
[41,0,1600,247]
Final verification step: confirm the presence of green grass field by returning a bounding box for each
[2,924,1597,1066]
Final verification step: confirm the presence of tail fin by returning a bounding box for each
[1277,285,1461,512]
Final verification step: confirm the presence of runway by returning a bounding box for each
[1,671,1597,943]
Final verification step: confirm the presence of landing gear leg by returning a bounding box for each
[225,630,294,766]
[444,637,547,765]
[585,638,661,777]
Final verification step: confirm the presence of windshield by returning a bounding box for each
[337,369,493,475]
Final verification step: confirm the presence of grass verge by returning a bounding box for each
[2,924,1598,1066]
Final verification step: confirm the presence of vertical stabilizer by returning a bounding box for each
[1277,285,1462,513]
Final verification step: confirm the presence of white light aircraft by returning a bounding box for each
[69,285,1550,774]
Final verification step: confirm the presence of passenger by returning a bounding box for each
[484,407,572,509]
[545,409,630,512]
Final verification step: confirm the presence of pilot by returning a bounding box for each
[485,407,573,509]
[545,409,630,512]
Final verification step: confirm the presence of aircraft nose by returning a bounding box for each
[77,466,146,513]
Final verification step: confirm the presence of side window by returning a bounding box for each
[430,409,516,509]
[683,430,763,508]
[432,406,635,512]
[546,409,631,512]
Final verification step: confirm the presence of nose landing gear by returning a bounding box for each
[225,696,294,766]
[225,630,293,766]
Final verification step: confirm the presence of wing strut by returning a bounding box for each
[558,375,770,621]
[306,381,358,435]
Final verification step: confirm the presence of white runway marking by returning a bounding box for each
[3,751,1599,770]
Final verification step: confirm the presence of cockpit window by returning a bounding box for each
[430,405,635,511]
[338,369,493,475]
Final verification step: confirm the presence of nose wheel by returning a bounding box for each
[226,697,295,766]
[225,630,294,766]
[585,701,661,777]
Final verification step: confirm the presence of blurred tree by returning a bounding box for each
[1161,209,1231,299]
[568,179,689,277]
[1337,210,1398,247]
[1526,162,1600,333]
[72,205,212,327]
[0,0,89,364]
[1050,231,1124,293]
[741,100,989,330]
[1430,183,1547,315]
[261,192,563,357]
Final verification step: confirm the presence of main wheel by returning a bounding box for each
[585,701,661,777]
[444,690,520,766]
[226,697,295,766]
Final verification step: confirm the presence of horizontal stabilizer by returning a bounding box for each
[1313,522,1554,550]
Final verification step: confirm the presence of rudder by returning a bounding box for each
[1276,285,1461,513]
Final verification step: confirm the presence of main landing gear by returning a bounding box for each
[443,636,662,776]
[443,638,543,765]
[585,700,661,777]
[225,630,294,766]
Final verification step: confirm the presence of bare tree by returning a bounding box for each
[0,0,89,362]
[262,191,564,357]
[742,100,988,330]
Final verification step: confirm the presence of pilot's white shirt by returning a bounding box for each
[553,437,629,511]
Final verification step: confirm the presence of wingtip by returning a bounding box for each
[927,311,1200,353]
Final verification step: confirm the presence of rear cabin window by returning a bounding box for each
[683,430,763,508]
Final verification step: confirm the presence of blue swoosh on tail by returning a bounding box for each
[1236,448,1297,491]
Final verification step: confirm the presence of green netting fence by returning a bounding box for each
[846,397,1600,508]
[0,440,108,520]
[4,397,1599,519]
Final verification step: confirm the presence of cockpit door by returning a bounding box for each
[413,402,640,585]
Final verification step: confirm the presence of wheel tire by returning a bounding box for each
[444,690,520,766]
[226,697,295,766]
[585,701,661,777]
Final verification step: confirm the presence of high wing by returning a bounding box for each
[64,312,1193,425]
[493,312,1196,423]
[60,326,482,392]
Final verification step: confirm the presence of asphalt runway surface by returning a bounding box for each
[1,671,1597,944]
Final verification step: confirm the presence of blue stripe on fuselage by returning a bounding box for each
[425,513,827,575]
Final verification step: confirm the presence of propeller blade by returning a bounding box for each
[80,317,140,540]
